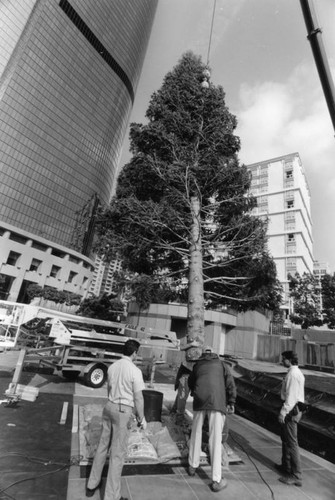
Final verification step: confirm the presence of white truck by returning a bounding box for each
[0,300,179,388]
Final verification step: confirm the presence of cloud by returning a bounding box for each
[235,60,335,269]
[236,80,292,163]
[236,60,335,175]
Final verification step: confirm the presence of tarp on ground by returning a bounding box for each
[78,404,241,466]
[79,404,185,465]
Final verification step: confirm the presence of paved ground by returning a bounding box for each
[1,350,335,500]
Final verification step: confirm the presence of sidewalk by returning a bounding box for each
[1,351,334,500]
[68,381,335,500]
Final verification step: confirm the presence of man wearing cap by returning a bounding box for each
[277,350,305,487]
[187,345,236,492]
[171,340,202,423]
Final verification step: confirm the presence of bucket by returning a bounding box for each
[143,389,163,422]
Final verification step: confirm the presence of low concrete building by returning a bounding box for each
[0,222,94,302]
[127,302,237,354]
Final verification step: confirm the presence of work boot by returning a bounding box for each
[187,465,197,476]
[274,463,291,475]
[279,475,302,487]
[86,479,102,497]
[211,478,228,492]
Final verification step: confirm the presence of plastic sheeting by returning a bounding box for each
[79,404,184,465]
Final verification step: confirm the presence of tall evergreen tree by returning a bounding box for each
[95,52,281,342]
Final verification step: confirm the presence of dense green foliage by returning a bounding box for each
[95,52,281,313]
[288,272,335,330]
[321,273,335,329]
[27,284,82,306]
[76,293,124,321]
[111,272,183,310]
[288,273,322,329]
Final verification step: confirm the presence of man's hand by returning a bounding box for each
[140,417,147,430]
[278,414,285,425]
[227,404,235,414]
[137,416,147,430]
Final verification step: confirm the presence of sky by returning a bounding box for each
[120,0,335,272]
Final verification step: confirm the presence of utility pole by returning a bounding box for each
[300,0,335,134]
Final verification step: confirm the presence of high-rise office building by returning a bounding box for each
[0,0,157,302]
[248,153,314,318]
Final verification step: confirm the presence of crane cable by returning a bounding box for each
[206,0,217,65]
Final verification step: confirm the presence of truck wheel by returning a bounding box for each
[62,369,80,380]
[83,363,107,388]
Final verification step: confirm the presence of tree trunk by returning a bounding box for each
[187,195,204,343]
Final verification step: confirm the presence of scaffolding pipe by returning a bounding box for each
[300,0,335,133]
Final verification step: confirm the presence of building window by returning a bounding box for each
[6,251,21,266]
[51,249,66,258]
[29,258,42,272]
[257,196,268,213]
[9,233,28,245]
[286,200,294,209]
[285,211,296,221]
[284,178,294,188]
[50,265,61,278]
[69,256,80,264]
[287,258,297,275]
[285,211,296,230]
[286,240,296,254]
[68,271,77,283]
[32,241,48,252]
[285,218,295,230]
[287,233,295,242]
[284,169,294,188]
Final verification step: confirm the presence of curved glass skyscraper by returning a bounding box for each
[0,0,157,302]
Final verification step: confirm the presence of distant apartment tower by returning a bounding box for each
[248,153,314,317]
[313,260,330,314]
[313,260,330,281]
[89,257,122,297]
[0,0,157,302]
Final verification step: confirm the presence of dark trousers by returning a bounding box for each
[281,411,302,479]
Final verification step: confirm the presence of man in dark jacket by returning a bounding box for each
[170,341,202,422]
[187,346,236,493]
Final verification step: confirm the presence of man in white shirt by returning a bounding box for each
[87,339,146,499]
[277,350,305,487]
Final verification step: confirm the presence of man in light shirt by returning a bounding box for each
[87,339,146,499]
[277,350,305,487]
